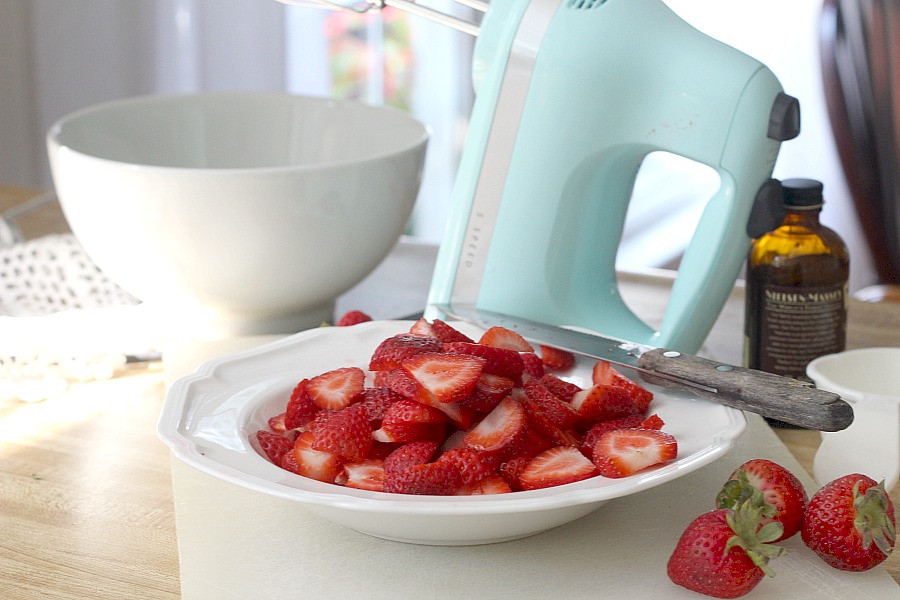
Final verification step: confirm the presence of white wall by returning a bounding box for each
[0,0,286,189]
[662,0,876,290]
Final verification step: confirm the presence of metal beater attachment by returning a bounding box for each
[278,0,485,36]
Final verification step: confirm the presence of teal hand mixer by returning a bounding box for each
[285,0,801,353]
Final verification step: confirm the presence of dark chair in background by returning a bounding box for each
[820,0,899,286]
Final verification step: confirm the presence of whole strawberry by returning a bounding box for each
[668,501,785,599]
[335,309,372,326]
[715,458,808,541]
[801,473,896,571]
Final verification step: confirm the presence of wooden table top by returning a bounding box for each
[0,185,71,240]
[1,187,899,598]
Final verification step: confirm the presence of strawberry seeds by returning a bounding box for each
[254,318,679,495]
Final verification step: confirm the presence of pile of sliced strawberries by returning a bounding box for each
[255,318,679,495]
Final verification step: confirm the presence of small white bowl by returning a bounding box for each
[808,347,900,491]
[158,321,746,545]
[47,92,428,336]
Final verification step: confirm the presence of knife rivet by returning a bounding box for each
[716,365,733,372]
[663,351,681,358]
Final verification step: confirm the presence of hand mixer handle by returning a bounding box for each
[659,76,800,353]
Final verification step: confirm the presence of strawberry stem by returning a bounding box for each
[853,480,897,557]
[716,469,776,519]
[724,500,787,577]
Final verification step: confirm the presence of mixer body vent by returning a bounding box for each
[566,0,607,10]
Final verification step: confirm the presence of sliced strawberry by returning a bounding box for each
[355,386,404,424]
[591,359,620,386]
[373,398,448,443]
[520,351,545,379]
[570,383,644,424]
[284,379,320,429]
[478,326,534,352]
[519,446,599,490]
[306,367,365,410]
[592,428,677,478]
[443,341,524,383]
[464,396,527,455]
[592,360,653,412]
[458,473,513,495]
[383,441,440,476]
[369,333,443,371]
[387,354,480,428]
[431,319,474,343]
[256,429,294,465]
[441,429,468,452]
[383,460,462,495]
[538,373,582,403]
[408,318,435,337]
[580,413,648,456]
[401,352,485,404]
[520,397,581,448]
[539,345,576,371]
[523,379,579,429]
[368,441,400,460]
[408,318,474,343]
[460,372,515,412]
[288,431,344,483]
[312,404,373,462]
[431,319,475,343]
[640,413,665,430]
[416,390,478,430]
[338,459,385,491]
[268,412,288,434]
[437,447,499,486]
[498,456,531,491]
[279,447,302,475]
[380,368,420,399]
[336,310,372,326]
[505,426,554,461]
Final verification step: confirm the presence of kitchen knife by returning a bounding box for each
[434,303,854,432]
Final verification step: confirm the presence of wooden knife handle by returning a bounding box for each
[637,348,854,431]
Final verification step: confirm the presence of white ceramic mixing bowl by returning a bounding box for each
[47,92,428,336]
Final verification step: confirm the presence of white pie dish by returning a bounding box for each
[158,320,746,545]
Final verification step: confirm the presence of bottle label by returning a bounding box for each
[757,282,847,381]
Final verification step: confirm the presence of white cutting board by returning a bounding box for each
[167,338,900,600]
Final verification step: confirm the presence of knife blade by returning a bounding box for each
[434,303,853,432]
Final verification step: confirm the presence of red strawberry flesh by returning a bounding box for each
[306,367,365,410]
[256,429,294,464]
[401,352,485,404]
[592,428,677,478]
[478,326,534,352]
[369,334,443,371]
[464,396,527,454]
[519,446,598,490]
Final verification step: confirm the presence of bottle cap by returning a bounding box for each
[782,178,824,209]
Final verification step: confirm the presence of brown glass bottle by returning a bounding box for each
[744,179,849,425]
